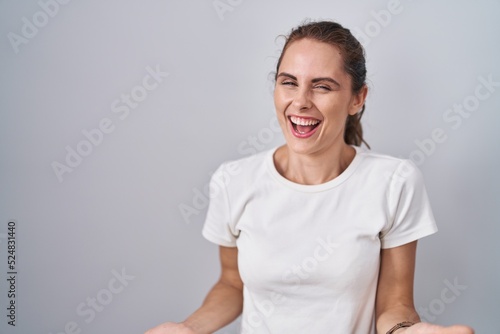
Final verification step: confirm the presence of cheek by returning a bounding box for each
[273,92,289,130]
[274,106,288,130]
[273,89,282,107]
[273,88,291,110]
[318,96,351,118]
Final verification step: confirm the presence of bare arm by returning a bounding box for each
[146,246,243,334]
[376,241,474,334]
[376,241,420,333]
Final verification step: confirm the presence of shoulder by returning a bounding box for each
[356,146,405,167]
[211,147,275,187]
[354,146,424,186]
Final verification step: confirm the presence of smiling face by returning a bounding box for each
[274,38,366,156]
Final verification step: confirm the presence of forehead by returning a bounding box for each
[279,38,346,78]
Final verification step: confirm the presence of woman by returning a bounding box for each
[146,21,474,334]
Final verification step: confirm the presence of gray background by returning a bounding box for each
[1,0,499,333]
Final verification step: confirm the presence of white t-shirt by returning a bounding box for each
[202,146,438,334]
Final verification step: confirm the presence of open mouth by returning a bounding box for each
[288,115,321,138]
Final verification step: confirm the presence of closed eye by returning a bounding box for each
[315,85,332,91]
[281,80,297,87]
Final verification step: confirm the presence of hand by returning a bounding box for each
[399,322,474,334]
[144,322,198,334]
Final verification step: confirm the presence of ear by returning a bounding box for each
[348,84,368,116]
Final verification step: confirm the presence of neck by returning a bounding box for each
[274,143,356,185]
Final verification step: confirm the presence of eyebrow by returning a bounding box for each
[277,72,341,88]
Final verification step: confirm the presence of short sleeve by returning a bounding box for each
[201,163,238,247]
[380,160,438,249]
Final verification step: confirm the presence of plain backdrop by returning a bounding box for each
[0,1,499,333]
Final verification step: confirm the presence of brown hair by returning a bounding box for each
[275,20,369,148]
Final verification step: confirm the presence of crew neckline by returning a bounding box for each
[266,145,365,192]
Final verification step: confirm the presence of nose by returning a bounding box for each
[292,87,312,110]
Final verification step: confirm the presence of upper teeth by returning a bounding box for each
[290,116,320,126]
